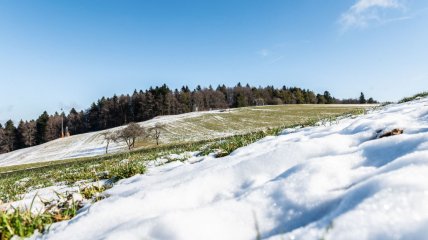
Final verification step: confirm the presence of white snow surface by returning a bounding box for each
[36,98,428,240]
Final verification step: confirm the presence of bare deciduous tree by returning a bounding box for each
[101,131,118,154]
[45,114,62,141]
[149,123,166,146]
[21,120,37,147]
[118,123,146,150]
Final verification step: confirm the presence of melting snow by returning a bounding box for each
[34,98,428,239]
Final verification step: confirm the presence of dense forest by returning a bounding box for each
[0,83,376,154]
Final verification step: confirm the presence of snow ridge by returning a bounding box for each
[37,98,428,240]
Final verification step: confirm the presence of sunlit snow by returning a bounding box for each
[33,98,428,239]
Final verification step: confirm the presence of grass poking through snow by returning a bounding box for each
[398,92,428,103]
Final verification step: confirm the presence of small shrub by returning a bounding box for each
[80,185,107,201]
[108,161,146,179]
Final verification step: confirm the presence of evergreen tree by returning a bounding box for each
[324,91,333,104]
[16,120,26,149]
[316,94,326,104]
[36,111,50,144]
[87,103,100,131]
[67,108,84,135]
[235,92,247,107]
[294,89,305,104]
[0,124,7,153]
[4,120,17,152]
[359,92,367,104]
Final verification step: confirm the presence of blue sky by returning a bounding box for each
[0,0,427,123]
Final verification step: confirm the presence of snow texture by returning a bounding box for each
[34,98,428,239]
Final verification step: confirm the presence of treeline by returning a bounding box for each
[0,83,376,154]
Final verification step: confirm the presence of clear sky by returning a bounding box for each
[0,0,427,123]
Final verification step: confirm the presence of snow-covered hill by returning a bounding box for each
[35,98,428,240]
[0,105,367,168]
[0,110,222,167]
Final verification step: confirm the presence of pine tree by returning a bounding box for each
[16,120,26,148]
[36,111,50,144]
[67,108,83,135]
[294,89,305,104]
[4,120,17,152]
[324,91,333,104]
[0,124,7,153]
[317,94,326,104]
[359,92,367,104]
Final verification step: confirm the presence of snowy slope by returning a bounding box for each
[0,105,369,168]
[33,97,428,240]
[0,110,223,167]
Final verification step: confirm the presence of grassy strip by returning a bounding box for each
[199,129,281,157]
[0,140,209,174]
[398,92,428,103]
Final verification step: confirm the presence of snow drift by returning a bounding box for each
[36,98,428,240]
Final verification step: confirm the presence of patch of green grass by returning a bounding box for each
[108,160,147,179]
[0,141,202,174]
[398,92,428,103]
[200,130,273,157]
[80,184,107,201]
[0,196,82,240]
[0,209,55,239]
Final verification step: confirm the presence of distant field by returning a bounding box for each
[137,104,373,146]
[0,104,373,168]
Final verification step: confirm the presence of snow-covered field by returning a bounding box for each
[0,110,224,167]
[29,98,428,239]
[0,105,366,168]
